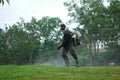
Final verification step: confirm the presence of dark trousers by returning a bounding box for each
[62,47,79,66]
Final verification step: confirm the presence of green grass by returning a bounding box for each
[0,65,120,80]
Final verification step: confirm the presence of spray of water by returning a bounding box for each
[35,48,76,67]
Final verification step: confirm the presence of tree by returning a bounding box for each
[4,23,40,65]
[0,16,62,65]
[36,16,62,62]
[64,0,120,66]
[0,0,9,5]
[24,16,62,63]
[37,17,62,49]
[24,16,62,50]
[0,28,6,65]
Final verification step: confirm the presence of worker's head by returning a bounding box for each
[60,23,66,30]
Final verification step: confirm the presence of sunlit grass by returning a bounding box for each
[0,65,120,80]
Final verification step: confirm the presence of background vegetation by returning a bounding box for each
[0,0,120,66]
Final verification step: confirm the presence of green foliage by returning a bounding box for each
[64,0,120,66]
[0,0,9,5]
[24,17,62,50]
[0,65,120,80]
[0,17,62,65]
[103,44,120,65]
[0,24,40,65]
[36,16,62,50]
[0,28,6,64]
[24,17,62,63]
[64,0,120,44]
[1,0,120,66]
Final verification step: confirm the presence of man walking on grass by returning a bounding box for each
[57,23,79,67]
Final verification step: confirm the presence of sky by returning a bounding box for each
[0,0,71,30]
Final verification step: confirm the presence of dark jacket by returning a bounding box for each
[59,30,73,49]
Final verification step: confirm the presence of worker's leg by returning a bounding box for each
[62,48,69,66]
[69,47,79,66]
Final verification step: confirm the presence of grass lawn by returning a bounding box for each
[0,65,120,80]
